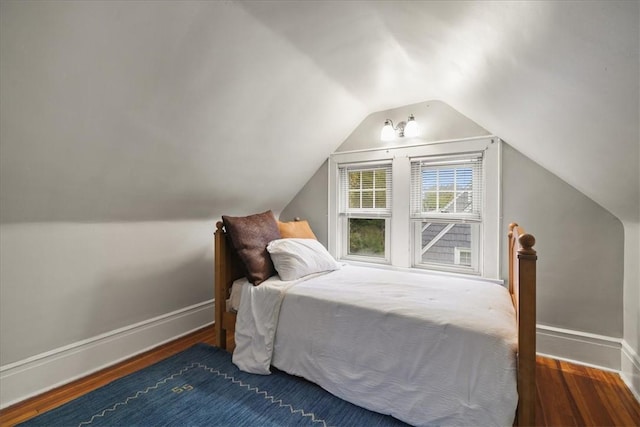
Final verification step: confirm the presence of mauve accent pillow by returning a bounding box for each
[222,211,281,285]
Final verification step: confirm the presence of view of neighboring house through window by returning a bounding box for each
[411,154,483,274]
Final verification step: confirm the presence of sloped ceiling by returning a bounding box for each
[1,1,638,223]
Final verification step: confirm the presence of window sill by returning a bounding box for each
[341,260,504,285]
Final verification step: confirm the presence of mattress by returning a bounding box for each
[231,264,518,426]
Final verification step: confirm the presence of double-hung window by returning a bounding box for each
[337,163,392,262]
[410,154,483,274]
[329,137,500,278]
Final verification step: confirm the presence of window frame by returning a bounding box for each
[341,216,391,263]
[328,136,502,279]
[410,153,484,274]
[455,247,472,266]
[336,162,392,264]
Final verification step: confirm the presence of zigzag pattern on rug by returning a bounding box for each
[77,362,329,427]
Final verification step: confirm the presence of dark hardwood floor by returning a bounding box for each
[1,325,638,426]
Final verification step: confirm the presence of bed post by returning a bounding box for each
[214,221,227,349]
[509,223,537,427]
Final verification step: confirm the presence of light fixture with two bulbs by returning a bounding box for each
[380,114,418,141]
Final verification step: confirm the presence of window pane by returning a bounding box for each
[349,171,360,190]
[424,192,437,211]
[349,191,360,209]
[418,164,478,215]
[374,169,386,188]
[439,191,454,211]
[456,168,472,188]
[418,222,477,267]
[439,168,454,189]
[348,218,385,257]
[342,165,391,216]
[423,170,437,190]
[458,249,471,266]
[361,190,374,208]
[362,171,374,189]
[455,191,471,213]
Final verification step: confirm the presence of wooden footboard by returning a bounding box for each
[214,220,537,426]
[509,223,537,427]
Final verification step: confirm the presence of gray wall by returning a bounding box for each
[336,100,490,153]
[0,221,214,364]
[502,144,623,337]
[282,101,624,338]
[280,160,329,248]
[0,1,363,367]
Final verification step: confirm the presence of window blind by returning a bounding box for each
[339,163,392,217]
[410,153,483,221]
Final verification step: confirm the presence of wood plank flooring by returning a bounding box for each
[1,325,638,426]
[535,357,640,426]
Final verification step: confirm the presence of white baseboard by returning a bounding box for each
[536,325,640,403]
[536,324,622,371]
[621,340,640,403]
[2,315,636,409]
[0,300,214,410]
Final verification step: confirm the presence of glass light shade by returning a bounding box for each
[380,121,395,141]
[404,116,418,138]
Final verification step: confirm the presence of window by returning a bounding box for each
[338,164,392,262]
[347,218,386,257]
[410,154,483,274]
[455,247,472,266]
[329,137,501,279]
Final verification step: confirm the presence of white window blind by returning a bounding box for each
[339,163,392,217]
[410,153,483,222]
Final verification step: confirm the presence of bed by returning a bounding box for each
[214,219,536,426]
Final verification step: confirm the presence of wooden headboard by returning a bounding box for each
[214,221,244,350]
[213,220,537,426]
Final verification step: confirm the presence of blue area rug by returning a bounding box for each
[20,343,407,426]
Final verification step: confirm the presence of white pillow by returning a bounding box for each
[266,238,341,281]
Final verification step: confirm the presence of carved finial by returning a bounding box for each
[216,221,224,231]
[509,222,518,232]
[519,233,535,249]
[518,233,537,257]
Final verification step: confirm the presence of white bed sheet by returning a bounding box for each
[231,271,329,374]
[232,265,518,426]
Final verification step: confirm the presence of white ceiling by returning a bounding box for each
[1,1,638,223]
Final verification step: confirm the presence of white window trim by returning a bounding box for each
[409,152,484,275]
[329,136,502,279]
[336,162,393,263]
[455,247,472,265]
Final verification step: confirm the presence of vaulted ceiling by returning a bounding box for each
[1,1,638,223]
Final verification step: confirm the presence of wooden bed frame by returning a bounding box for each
[213,220,537,426]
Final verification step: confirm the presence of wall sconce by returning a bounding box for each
[380,114,418,141]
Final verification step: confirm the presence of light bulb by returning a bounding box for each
[404,115,418,138]
[381,120,395,141]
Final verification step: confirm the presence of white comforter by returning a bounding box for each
[232,265,518,427]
